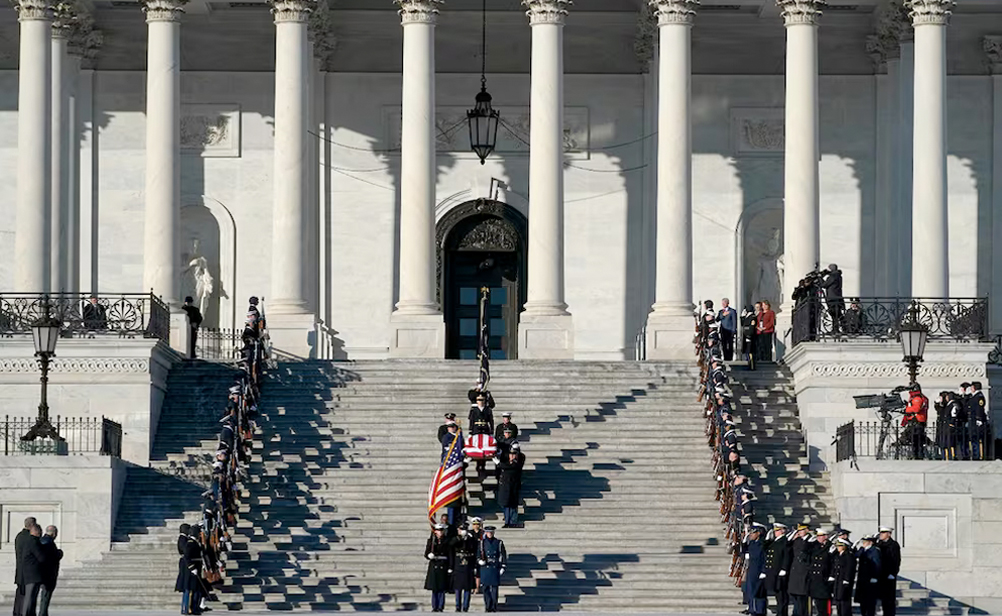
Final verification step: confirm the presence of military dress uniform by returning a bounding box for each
[946,393,969,460]
[424,527,451,612]
[763,525,793,616]
[787,530,812,616]
[876,529,901,616]
[742,525,768,616]
[969,385,989,460]
[831,540,857,616]
[181,528,204,615]
[449,531,479,612]
[806,533,833,616]
[855,539,883,616]
[478,528,507,612]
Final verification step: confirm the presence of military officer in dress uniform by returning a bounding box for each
[876,526,900,616]
[495,412,518,442]
[469,394,495,475]
[425,523,451,612]
[855,535,883,616]
[969,381,990,460]
[743,523,768,616]
[832,537,857,616]
[478,526,507,612]
[763,522,792,616]
[437,413,458,443]
[182,525,205,615]
[807,528,833,616]
[449,523,479,612]
[496,425,517,458]
[787,524,812,616]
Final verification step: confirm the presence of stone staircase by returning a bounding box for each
[727,363,970,616]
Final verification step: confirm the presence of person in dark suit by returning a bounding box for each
[181,296,204,359]
[12,516,36,616]
[36,526,62,616]
[81,295,108,330]
[763,523,792,616]
[495,443,525,528]
[18,525,46,616]
[821,264,844,333]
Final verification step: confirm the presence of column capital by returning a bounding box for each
[984,35,1002,75]
[51,0,75,37]
[14,0,53,22]
[777,0,824,27]
[523,0,571,26]
[271,0,314,24]
[395,0,443,25]
[649,0,698,26]
[905,0,953,26]
[142,0,187,23]
[309,0,337,63]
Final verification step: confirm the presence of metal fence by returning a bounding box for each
[792,297,989,346]
[1,415,123,457]
[837,419,996,462]
[0,293,170,342]
[195,328,243,361]
[990,335,1002,367]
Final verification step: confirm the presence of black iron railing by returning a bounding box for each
[2,415,123,456]
[835,420,856,463]
[0,293,170,342]
[195,327,243,361]
[848,419,995,461]
[792,297,989,346]
[990,335,1002,367]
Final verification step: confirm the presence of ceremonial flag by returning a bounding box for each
[463,433,497,460]
[478,287,491,389]
[429,433,465,520]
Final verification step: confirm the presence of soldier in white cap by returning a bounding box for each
[876,526,900,616]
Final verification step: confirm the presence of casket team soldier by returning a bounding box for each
[495,411,518,441]
[468,393,494,475]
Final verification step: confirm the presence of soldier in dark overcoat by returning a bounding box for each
[182,525,204,615]
[806,529,833,616]
[787,525,812,616]
[496,444,525,528]
[763,523,792,616]
[831,538,857,616]
[478,526,507,613]
[876,526,901,616]
[174,523,191,594]
[494,412,518,442]
[855,535,883,616]
[437,413,458,443]
[424,524,451,612]
[742,524,768,616]
[449,525,479,612]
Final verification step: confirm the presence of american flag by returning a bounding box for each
[429,433,465,520]
[464,433,497,460]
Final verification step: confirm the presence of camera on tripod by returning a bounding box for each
[853,386,908,415]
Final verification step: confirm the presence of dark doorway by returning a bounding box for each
[438,201,527,360]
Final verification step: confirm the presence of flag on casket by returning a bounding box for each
[463,433,497,460]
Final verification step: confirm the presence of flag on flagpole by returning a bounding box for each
[429,433,466,520]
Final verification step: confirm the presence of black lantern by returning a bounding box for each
[22,297,64,442]
[467,0,499,165]
[899,301,929,387]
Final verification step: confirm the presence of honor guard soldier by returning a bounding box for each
[468,517,484,542]
[876,527,900,616]
[807,529,833,616]
[832,538,856,616]
[763,522,792,616]
[969,381,989,460]
[787,524,811,616]
[449,523,479,612]
[496,424,517,458]
[495,412,518,441]
[437,413,458,443]
[425,523,451,612]
[478,526,507,612]
[855,535,883,616]
[743,523,768,616]
[468,393,494,475]
[944,392,968,460]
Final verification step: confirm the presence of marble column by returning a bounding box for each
[644,0,697,360]
[267,0,318,358]
[897,32,915,295]
[518,0,574,360]
[985,36,1002,333]
[778,0,823,314]
[50,9,72,293]
[907,0,952,299]
[141,0,185,308]
[388,0,445,358]
[14,0,53,293]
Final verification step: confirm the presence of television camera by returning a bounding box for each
[853,386,910,459]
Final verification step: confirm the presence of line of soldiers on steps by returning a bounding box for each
[426,387,523,612]
[174,297,269,615]
[695,307,903,616]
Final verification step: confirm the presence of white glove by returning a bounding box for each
[427,552,435,559]
[745,553,750,560]
[843,581,850,585]
[448,569,453,574]
[779,570,787,577]
[828,577,835,582]
[977,421,983,427]
[478,560,486,566]
[888,574,895,580]
[870,578,878,584]
[759,573,766,579]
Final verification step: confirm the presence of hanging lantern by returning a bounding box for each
[467,0,499,165]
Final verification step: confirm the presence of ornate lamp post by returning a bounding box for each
[467,0,499,164]
[22,298,64,442]
[899,301,929,387]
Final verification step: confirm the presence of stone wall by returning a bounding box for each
[831,459,1002,614]
[0,455,127,604]
[0,337,180,465]
[785,340,995,470]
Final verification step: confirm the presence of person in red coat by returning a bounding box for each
[756,301,776,362]
[901,384,929,459]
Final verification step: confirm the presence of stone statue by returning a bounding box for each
[183,239,214,316]
[752,229,783,307]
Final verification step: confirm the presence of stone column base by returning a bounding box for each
[388,313,445,358]
[644,313,696,360]
[169,312,191,357]
[518,314,574,359]
[267,312,318,359]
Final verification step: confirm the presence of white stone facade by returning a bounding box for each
[0,1,1000,359]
